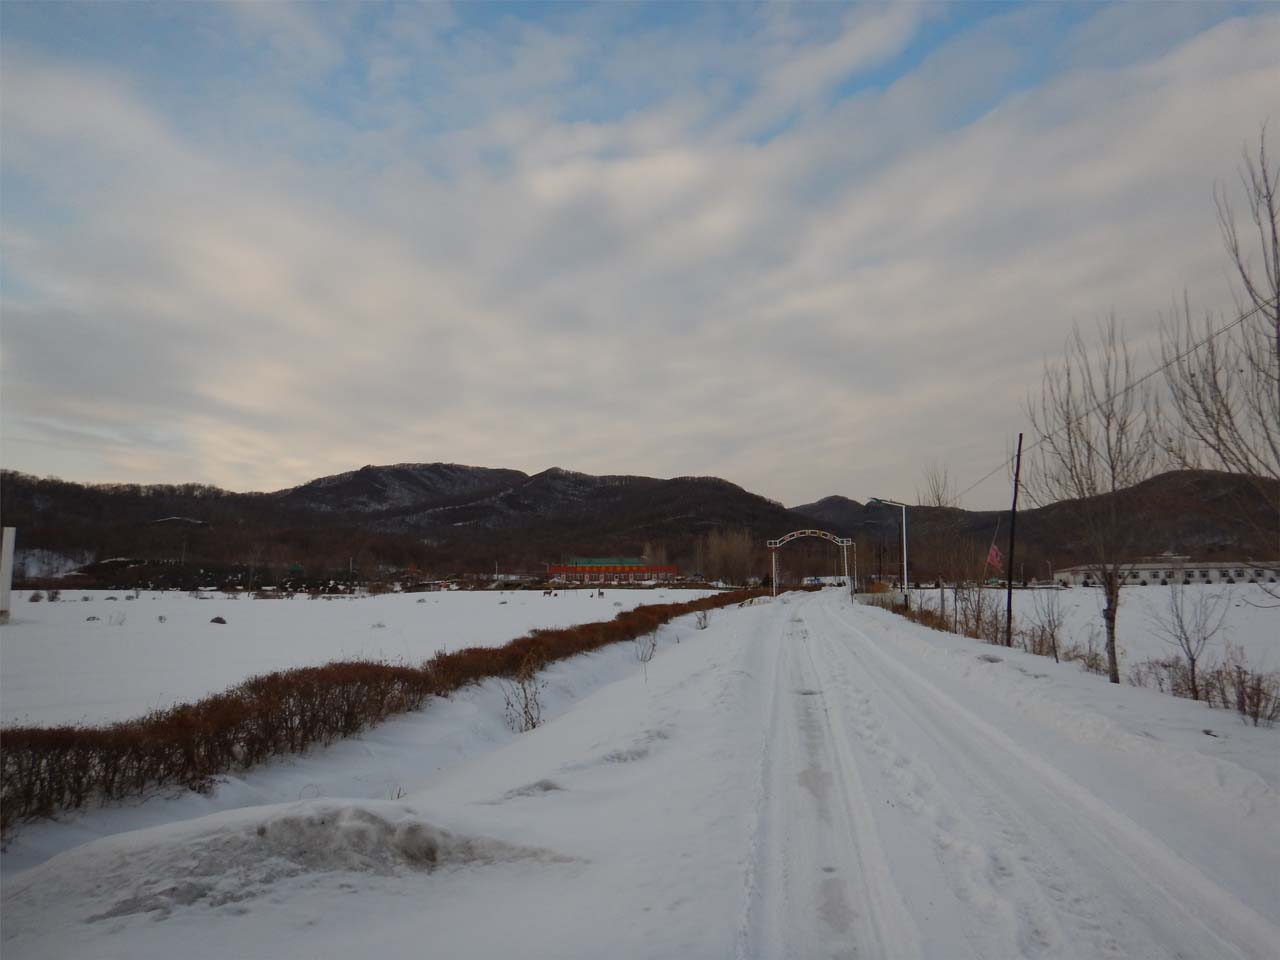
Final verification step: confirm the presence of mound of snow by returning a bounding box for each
[2,800,569,931]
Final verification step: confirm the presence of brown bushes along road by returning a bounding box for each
[1,588,767,835]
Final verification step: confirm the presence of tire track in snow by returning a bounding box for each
[809,609,1076,958]
[818,597,1279,960]
[734,600,795,960]
[736,592,921,959]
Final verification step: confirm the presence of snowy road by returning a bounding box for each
[740,596,1277,959]
[4,589,1277,959]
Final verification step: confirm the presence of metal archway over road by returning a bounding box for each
[766,529,855,599]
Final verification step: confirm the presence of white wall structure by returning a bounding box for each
[0,527,15,623]
[1052,556,1278,587]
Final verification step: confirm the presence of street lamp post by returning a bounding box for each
[870,497,909,606]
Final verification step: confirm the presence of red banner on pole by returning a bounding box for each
[987,542,1004,572]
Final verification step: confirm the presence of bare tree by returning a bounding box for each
[917,460,958,508]
[643,540,670,566]
[1025,319,1160,683]
[1025,587,1064,663]
[705,528,757,585]
[1161,126,1280,572]
[1153,583,1230,702]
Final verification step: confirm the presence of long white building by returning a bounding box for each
[1052,555,1278,587]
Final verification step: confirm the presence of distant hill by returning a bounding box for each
[791,470,1278,577]
[273,463,528,515]
[267,463,798,542]
[1,463,1274,585]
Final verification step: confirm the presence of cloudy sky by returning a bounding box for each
[2,2,1276,509]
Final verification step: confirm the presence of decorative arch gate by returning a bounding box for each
[766,529,855,599]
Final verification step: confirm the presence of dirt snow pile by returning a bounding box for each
[2,799,568,929]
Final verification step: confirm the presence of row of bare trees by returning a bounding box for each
[1022,127,1278,684]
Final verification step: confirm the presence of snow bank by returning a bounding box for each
[2,799,567,936]
[1,590,1276,959]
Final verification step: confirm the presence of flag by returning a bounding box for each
[987,542,1004,572]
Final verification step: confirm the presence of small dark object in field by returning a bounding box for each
[210,616,227,624]
[86,616,100,622]
[1202,729,1218,737]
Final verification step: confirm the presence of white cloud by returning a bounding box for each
[716,4,928,140]
[2,7,1277,509]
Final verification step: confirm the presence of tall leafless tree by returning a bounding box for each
[1025,319,1160,683]
[1161,127,1280,573]
[917,460,959,508]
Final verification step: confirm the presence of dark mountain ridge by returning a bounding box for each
[790,470,1277,578]
[1,463,1273,584]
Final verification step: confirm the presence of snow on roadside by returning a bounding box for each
[0,601,721,876]
[3,590,1276,959]
[909,582,1278,671]
[3,597,785,959]
[4,799,570,923]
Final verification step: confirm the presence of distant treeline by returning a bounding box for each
[3,467,1274,589]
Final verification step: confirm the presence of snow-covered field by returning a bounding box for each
[0,588,717,727]
[3,588,1277,959]
[909,583,1278,673]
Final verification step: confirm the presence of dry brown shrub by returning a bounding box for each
[902,605,950,632]
[2,587,766,833]
[1128,653,1280,727]
[1060,629,1107,675]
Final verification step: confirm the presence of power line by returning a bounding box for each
[953,302,1265,505]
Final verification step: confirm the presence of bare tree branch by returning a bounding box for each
[917,460,958,508]
[1025,318,1159,683]
[1161,124,1280,591]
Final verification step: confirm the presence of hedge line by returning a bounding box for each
[1,588,766,834]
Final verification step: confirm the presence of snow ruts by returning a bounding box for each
[820,595,1276,959]
[737,595,921,959]
[738,591,1277,959]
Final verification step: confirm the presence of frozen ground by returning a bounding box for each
[3,589,1277,959]
[0,588,717,726]
[909,583,1278,673]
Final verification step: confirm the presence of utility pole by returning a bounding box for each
[870,497,909,608]
[1005,432,1023,648]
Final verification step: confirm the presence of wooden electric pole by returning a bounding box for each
[1005,432,1023,648]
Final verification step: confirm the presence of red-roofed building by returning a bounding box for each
[548,557,678,583]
